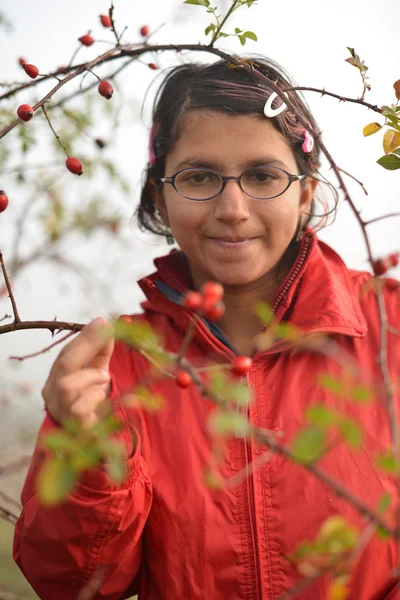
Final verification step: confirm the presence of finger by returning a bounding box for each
[68,388,112,430]
[51,318,114,378]
[85,336,115,373]
[43,368,110,408]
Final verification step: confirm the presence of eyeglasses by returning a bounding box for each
[159,166,306,201]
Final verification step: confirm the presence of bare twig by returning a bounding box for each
[0,250,21,323]
[283,86,382,114]
[337,166,368,195]
[10,330,75,361]
[364,213,400,226]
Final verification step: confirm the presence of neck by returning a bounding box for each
[189,243,298,356]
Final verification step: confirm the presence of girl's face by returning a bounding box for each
[157,109,317,288]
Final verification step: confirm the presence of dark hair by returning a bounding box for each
[135,54,338,243]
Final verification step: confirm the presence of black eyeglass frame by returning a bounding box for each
[159,166,306,201]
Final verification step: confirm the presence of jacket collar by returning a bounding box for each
[137,229,367,350]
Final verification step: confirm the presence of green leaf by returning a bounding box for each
[235,27,242,33]
[42,431,80,454]
[317,373,343,395]
[291,428,325,464]
[209,410,251,437]
[381,105,398,119]
[253,301,273,324]
[133,386,165,412]
[184,0,209,5]
[105,456,126,483]
[204,23,216,35]
[338,418,362,449]
[376,452,400,474]
[306,405,338,429]
[238,35,247,46]
[230,383,251,406]
[351,385,372,403]
[376,526,390,541]
[376,154,400,170]
[378,492,391,514]
[243,30,257,41]
[37,458,77,506]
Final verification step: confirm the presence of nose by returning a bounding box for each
[213,179,250,224]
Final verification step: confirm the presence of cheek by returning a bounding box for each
[165,195,206,234]
[260,199,299,237]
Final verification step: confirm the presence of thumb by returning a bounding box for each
[85,319,115,373]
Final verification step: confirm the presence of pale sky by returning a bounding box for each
[0,0,399,444]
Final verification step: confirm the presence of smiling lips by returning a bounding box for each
[207,236,258,249]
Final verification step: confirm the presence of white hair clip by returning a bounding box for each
[263,91,289,118]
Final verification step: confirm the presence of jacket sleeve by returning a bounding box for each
[13,342,153,600]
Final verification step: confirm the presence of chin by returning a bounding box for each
[207,264,263,287]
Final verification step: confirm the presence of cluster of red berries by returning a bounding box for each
[372,253,399,276]
[182,281,225,321]
[0,191,8,213]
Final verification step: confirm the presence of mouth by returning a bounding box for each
[207,236,259,249]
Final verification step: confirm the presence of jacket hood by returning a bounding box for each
[137,229,367,353]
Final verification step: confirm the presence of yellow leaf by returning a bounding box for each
[329,581,350,600]
[363,122,382,136]
[36,458,77,506]
[393,80,400,101]
[383,130,400,154]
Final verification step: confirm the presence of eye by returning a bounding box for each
[246,168,278,183]
[182,170,218,184]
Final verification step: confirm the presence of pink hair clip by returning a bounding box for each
[148,124,156,166]
[302,128,314,154]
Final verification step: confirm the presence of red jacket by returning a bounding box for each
[14,231,400,599]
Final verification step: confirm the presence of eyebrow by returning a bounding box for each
[173,157,289,171]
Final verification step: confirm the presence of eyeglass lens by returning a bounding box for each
[174,167,289,200]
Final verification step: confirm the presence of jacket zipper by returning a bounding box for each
[243,234,311,600]
[157,238,311,600]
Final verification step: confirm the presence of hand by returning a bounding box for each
[42,317,115,429]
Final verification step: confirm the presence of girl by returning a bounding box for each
[14,55,400,599]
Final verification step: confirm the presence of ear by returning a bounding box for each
[147,179,170,227]
[299,176,318,216]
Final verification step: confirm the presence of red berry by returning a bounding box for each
[201,299,225,321]
[100,14,112,28]
[23,63,39,79]
[0,191,8,213]
[118,314,133,324]
[232,356,252,376]
[65,157,83,175]
[175,371,192,389]
[78,34,94,46]
[148,63,159,70]
[18,57,27,66]
[372,259,388,276]
[17,104,34,122]
[98,80,113,100]
[200,281,224,303]
[388,252,399,267]
[182,291,202,312]
[140,25,150,36]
